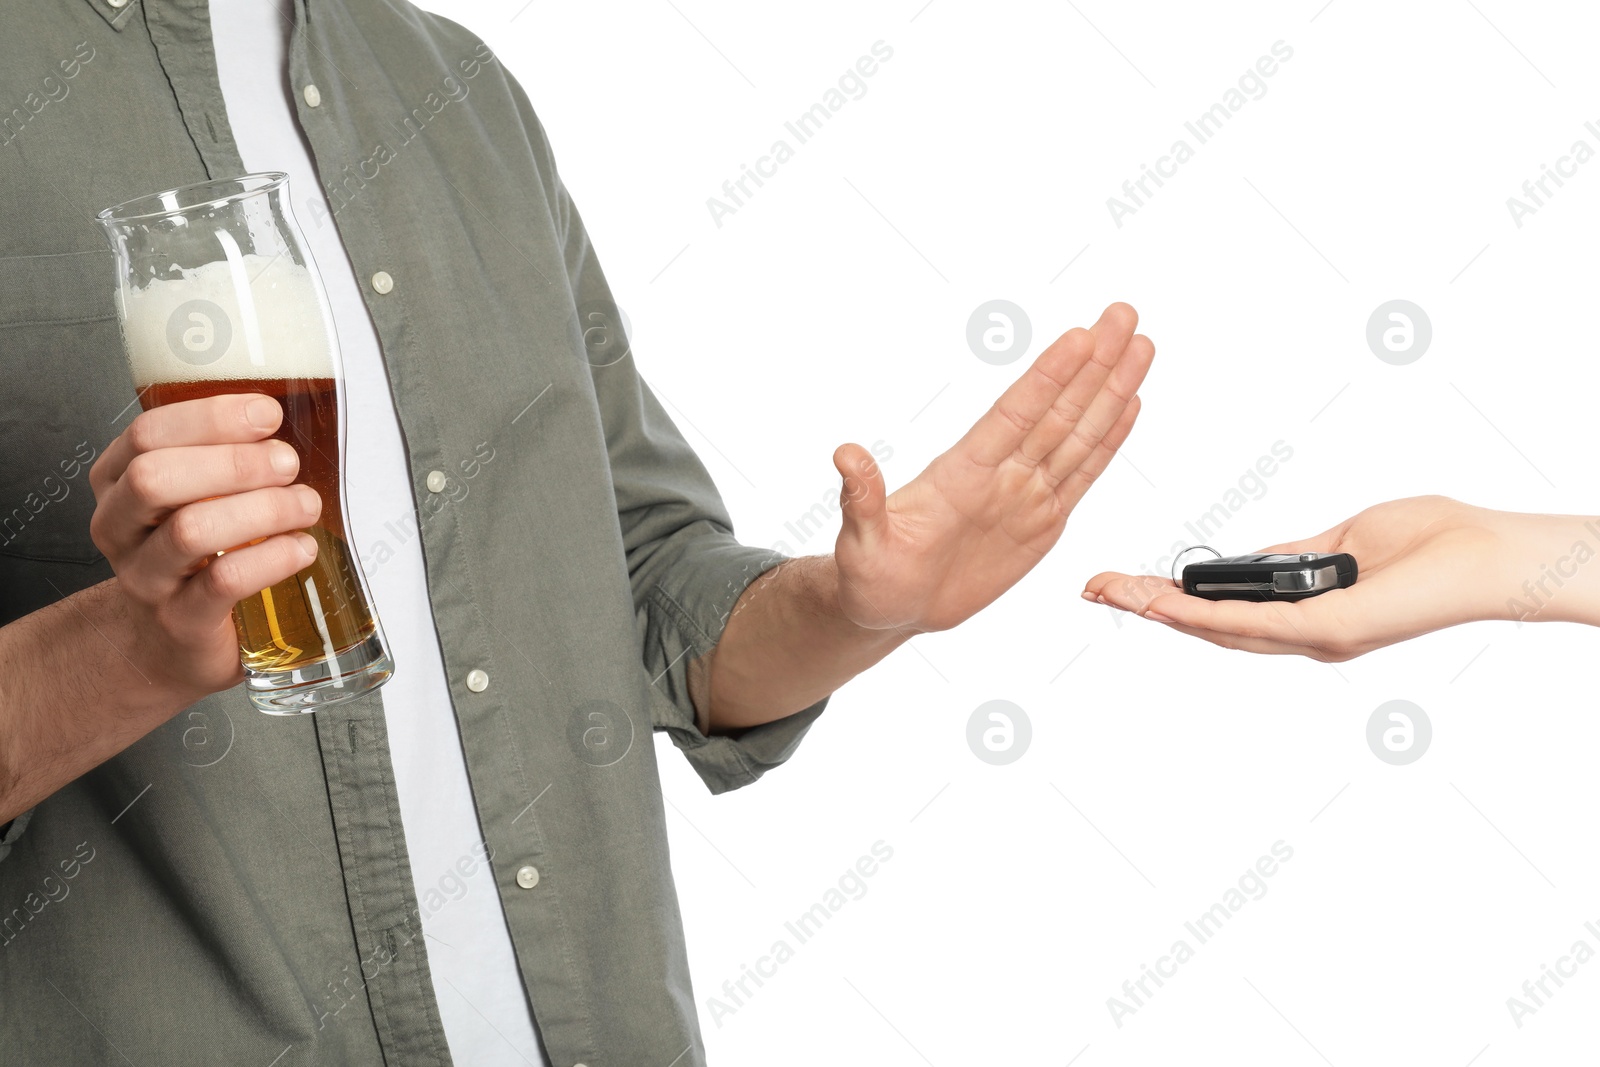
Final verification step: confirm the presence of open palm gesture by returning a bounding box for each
[830,302,1155,633]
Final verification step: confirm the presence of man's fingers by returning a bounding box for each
[955,302,1145,470]
[132,485,324,602]
[1017,303,1140,467]
[834,442,889,552]
[957,326,1098,468]
[92,393,283,491]
[93,440,302,554]
[1056,395,1141,512]
[176,530,319,623]
[1044,332,1154,486]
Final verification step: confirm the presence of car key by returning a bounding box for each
[1181,552,1358,602]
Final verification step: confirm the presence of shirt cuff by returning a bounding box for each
[640,535,830,794]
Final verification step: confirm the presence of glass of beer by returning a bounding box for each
[96,172,393,714]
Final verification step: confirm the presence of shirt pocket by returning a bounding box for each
[0,249,133,565]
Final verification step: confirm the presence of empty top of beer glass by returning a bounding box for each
[97,170,289,226]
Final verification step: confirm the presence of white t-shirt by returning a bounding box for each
[209,5,548,1064]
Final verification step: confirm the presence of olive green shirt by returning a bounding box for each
[0,1,827,1063]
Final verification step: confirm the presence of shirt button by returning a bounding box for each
[302,84,322,108]
[516,865,540,889]
[425,470,448,493]
[466,669,489,693]
[107,0,128,7]
[371,270,394,294]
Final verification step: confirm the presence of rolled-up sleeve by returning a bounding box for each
[550,172,829,794]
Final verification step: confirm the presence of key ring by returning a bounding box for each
[1170,545,1222,583]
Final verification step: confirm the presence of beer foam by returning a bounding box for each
[121,252,337,387]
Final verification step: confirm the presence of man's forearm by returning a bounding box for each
[693,555,912,733]
[0,579,201,825]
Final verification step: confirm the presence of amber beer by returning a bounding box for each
[137,375,377,673]
[100,171,394,711]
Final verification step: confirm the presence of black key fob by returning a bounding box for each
[1182,552,1357,602]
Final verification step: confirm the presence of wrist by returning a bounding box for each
[811,554,919,650]
[1485,509,1600,625]
[704,553,910,733]
[93,579,218,712]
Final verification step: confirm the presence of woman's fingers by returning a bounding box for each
[1129,614,1330,658]
[1139,590,1341,652]
[1083,570,1352,658]
[1082,571,1175,612]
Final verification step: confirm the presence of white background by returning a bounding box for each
[424,1,1599,1063]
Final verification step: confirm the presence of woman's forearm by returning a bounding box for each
[1489,509,1600,626]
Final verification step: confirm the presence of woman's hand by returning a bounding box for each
[1081,496,1596,661]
